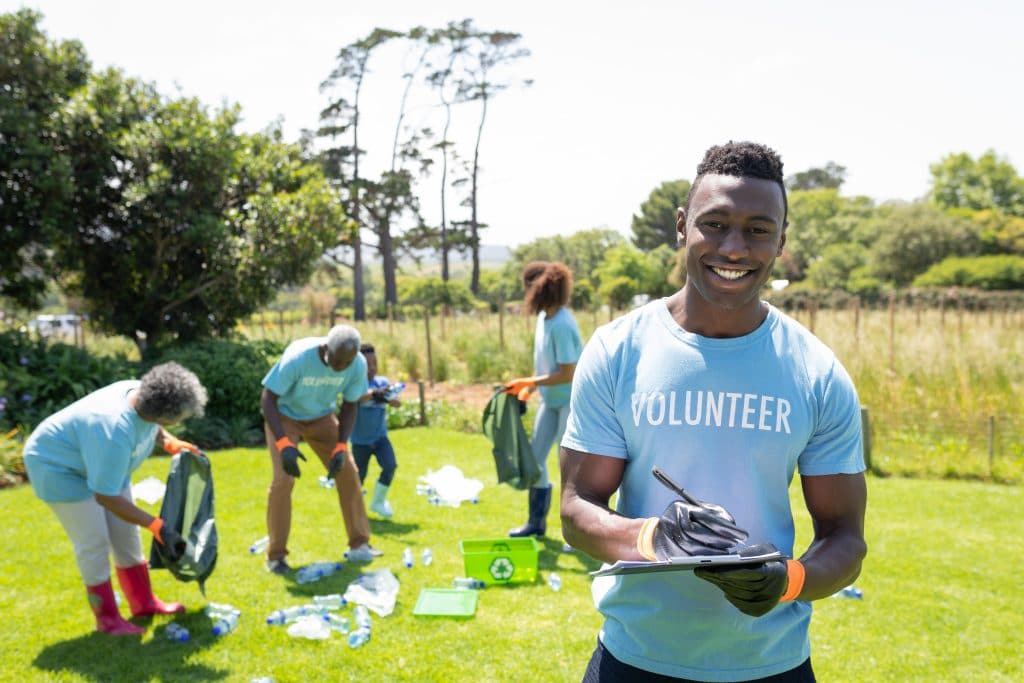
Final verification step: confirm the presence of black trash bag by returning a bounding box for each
[482,387,540,490]
[149,449,218,594]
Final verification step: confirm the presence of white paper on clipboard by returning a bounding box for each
[590,548,786,577]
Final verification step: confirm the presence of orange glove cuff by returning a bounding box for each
[331,442,349,456]
[636,517,660,561]
[275,436,295,452]
[779,559,806,602]
[147,517,164,544]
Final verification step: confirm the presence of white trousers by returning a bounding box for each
[47,485,145,585]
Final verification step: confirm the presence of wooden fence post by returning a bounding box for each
[418,380,427,426]
[424,307,434,387]
[498,294,505,352]
[861,407,873,472]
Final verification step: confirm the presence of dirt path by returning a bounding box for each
[420,381,498,409]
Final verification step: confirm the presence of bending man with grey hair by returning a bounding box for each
[260,324,382,572]
[23,361,209,635]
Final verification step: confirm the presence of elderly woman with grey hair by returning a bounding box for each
[23,361,209,636]
[260,323,382,574]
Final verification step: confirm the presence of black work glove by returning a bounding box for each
[648,467,748,560]
[695,558,790,617]
[157,525,187,563]
[326,444,348,480]
[280,444,306,478]
[371,388,388,403]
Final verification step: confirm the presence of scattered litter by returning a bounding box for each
[343,568,400,617]
[132,476,166,504]
[286,615,331,640]
[416,465,484,507]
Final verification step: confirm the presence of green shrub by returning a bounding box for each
[0,426,27,487]
[0,330,137,431]
[913,254,1024,290]
[152,339,284,448]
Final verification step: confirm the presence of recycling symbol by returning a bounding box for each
[489,556,515,581]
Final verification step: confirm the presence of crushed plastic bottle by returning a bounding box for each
[312,594,346,610]
[836,585,863,599]
[402,547,414,568]
[212,611,240,636]
[421,548,433,566]
[205,602,240,618]
[165,622,190,642]
[323,613,351,634]
[317,475,335,489]
[453,577,485,590]
[415,484,434,496]
[296,561,343,584]
[353,604,372,631]
[250,678,275,683]
[347,626,371,649]
[266,605,313,625]
[286,615,331,640]
[249,536,269,554]
[547,572,562,592]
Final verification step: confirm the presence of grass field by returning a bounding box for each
[1,427,1021,682]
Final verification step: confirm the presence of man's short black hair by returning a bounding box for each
[360,343,375,355]
[684,141,788,225]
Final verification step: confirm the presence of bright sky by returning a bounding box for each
[9,0,1024,248]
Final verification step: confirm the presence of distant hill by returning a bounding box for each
[373,244,513,268]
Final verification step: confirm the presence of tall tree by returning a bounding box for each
[425,19,474,283]
[454,28,530,295]
[0,9,89,307]
[319,28,401,320]
[58,70,345,354]
[785,162,847,191]
[631,179,691,250]
[777,189,874,281]
[929,150,1024,216]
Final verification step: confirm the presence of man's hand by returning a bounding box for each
[147,518,187,563]
[326,443,348,479]
[695,559,802,617]
[276,436,305,478]
[163,434,199,455]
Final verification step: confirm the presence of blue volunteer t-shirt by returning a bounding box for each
[534,306,583,408]
[262,338,369,420]
[562,300,864,682]
[353,376,390,445]
[23,380,159,503]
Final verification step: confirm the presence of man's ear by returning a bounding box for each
[676,207,686,247]
[777,225,787,256]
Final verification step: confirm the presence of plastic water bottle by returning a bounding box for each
[266,605,311,625]
[547,572,563,592]
[385,381,406,401]
[205,602,240,617]
[312,594,346,610]
[348,626,371,649]
[420,548,433,566]
[453,577,485,590]
[323,613,351,634]
[353,604,372,631]
[212,611,240,636]
[249,536,269,554]
[415,484,433,496]
[836,585,863,599]
[165,623,190,642]
[317,475,335,489]
[402,547,414,568]
[296,561,343,584]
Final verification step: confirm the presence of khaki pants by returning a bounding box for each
[265,413,370,560]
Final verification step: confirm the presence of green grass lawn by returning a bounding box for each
[1,427,1020,682]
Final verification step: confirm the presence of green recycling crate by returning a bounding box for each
[459,537,539,585]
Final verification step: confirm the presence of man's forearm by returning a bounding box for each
[95,492,154,528]
[337,401,357,442]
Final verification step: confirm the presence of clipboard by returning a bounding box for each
[590,547,785,577]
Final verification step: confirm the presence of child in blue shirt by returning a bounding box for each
[352,343,403,518]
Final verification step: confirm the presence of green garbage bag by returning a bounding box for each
[149,449,218,594]
[482,387,540,490]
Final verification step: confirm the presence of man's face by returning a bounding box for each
[326,346,358,372]
[364,352,377,379]
[678,174,786,312]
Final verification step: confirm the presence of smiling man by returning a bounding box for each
[260,323,383,573]
[560,142,867,682]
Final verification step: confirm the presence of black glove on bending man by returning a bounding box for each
[275,436,306,478]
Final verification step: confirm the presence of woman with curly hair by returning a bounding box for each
[504,261,583,537]
[23,362,208,635]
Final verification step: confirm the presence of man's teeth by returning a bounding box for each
[711,267,749,280]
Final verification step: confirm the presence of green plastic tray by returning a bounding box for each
[412,588,479,618]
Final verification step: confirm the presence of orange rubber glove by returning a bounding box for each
[503,376,542,396]
[163,434,199,455]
